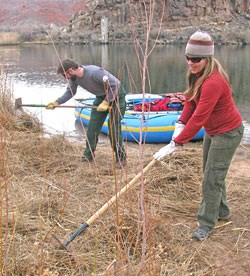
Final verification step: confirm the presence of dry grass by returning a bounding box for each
[0,32,20,45]
[0,71,41,132]
[1,73,250,275]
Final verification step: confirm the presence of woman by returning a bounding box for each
[154,30,244,241]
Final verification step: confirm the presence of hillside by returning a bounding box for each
[0,0,86,31]
[1,0,250,44]
[61,0,250,44]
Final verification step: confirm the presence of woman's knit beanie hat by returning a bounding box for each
[185,30,214,57]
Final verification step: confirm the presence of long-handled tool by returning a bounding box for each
[57,159,157,249]
[15,98,97,110]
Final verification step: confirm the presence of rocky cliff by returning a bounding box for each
[0,0,86,31]
[60,0,250,44]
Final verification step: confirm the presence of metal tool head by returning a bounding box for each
[52,234,70,251]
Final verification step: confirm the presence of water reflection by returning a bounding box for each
[0,44,249,143]
[2,44,250,97]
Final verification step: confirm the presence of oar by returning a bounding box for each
[55,159,157,249]
[15,97,97,110]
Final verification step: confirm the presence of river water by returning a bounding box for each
[0,44,249,144]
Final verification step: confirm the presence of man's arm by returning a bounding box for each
[57,80,78,104]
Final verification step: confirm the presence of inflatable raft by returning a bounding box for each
[74,94,205,143]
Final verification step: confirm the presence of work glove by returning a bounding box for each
[153,141,178,160]
[172,122,185,140]
[46,101,59,110]
[97,100,109,112]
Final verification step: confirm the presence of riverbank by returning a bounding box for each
[1,90,250,274]
[1,12,250,46]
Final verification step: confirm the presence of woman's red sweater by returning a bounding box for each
[174,69,242,145]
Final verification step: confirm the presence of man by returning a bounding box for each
[46,59,127,167]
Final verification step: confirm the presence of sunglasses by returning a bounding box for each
[185,56,205,63]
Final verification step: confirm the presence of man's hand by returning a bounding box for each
[97,100,109,112]
[46,101,59,110]
[172,122,185,140]
[153,141,178,160]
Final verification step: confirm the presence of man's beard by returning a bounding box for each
[70,74,77,81]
